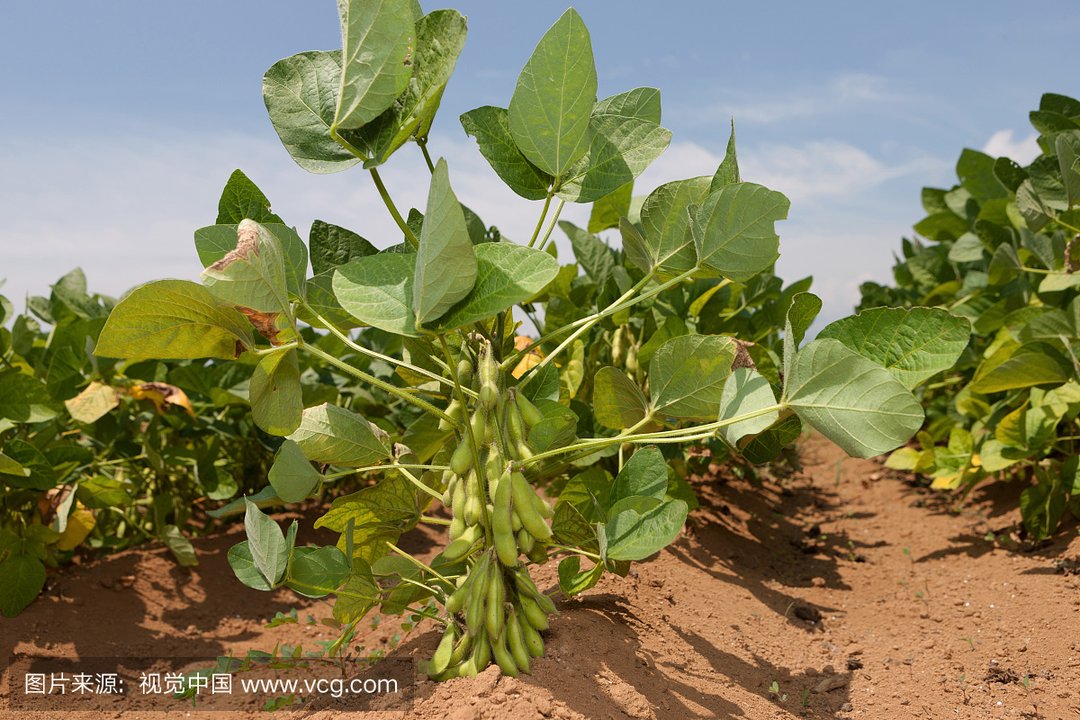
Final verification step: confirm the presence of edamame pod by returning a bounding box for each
[506,612,532,673]
[484,566,505,640]
[456,358,474,387]
[430,624,457,676]
[491,628,519,677]
[515,391,544,428]
[518,592,550,631]
[517,607,545,657]
[517,528,535,554]
[492,473,519,567]
[450,436,473,476]
[510,472,552,540]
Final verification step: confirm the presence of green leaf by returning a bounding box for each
[354,9,468,165]
[785,339,924,459]
[195,223,308,301]
[588,181,633,233]
[310,220,378,275]
[202,220,292,319]
[556,89,671,203]
[611,446,668,503]
[970,348,1069,393]
[413,159,478,324]
[947,233,986,263]
[508,8,597,177]
[287,403,391,466]
[333,252,420,336]
[557,555,604,596]
[709,119,740,191]
[435,243,559,328]
[649,335,737,420]
[227,541,274,591]
[95,280,254,361]
[0,452,29,478]
[333,560,380,623]
[603,500,687,561]
[333,0,416,131]
[250,348,303,436]
[817,307,970,390]
[0,370,57,423]
[0,553,46,617]
[161,525,198,568]
[592,366,648,430]
[286,546,351,598]
[269,439,322,503]
[636,177,711,275]
[216,169,283,225]
[460,106,552,200]
[1020,470,1066,540]
[315,473,420,564]
[692,183,790,282]
[560,221,614,286]
[76,476,133,509]
[263,51,360,173]
[527,399,579,453]
[244,498,289,586]
[718,368,779,445]
[783,291,822,386]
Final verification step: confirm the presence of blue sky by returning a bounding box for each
[2,1,1077,325]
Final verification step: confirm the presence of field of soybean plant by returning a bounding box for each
[1,3,1078,719]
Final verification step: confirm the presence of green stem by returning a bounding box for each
[250,342,300,356]
[420,515,451,526]
[398,467,445,502]
[324,463,449,480]
[304,303,473,397]
[302,342,458,427]
[527,190,554,248]
[536,199,567,252]
[517,403,783,469]
[438,335,487,501]
[369,167,419,249]
[547,542,602,562]
[417,138,436,174]
[385,541,451,585]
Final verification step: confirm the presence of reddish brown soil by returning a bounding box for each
[3,435,1078,719]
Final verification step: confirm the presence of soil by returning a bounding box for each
[3,434,1078,720]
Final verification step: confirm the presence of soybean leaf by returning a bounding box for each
[782,291,822,386]
[195,222,308,301]
[333,0,416,131]
[785,339,924,459]
[202,220,293,323]
[333,560,380,623]
[356,9,468,165]
[161,525,198,568]
[0,452,28,478]
[611,446,668,503]
[269,439,322,503]
[216,169,283,224]
[709,119,740,191]
[286,546,351,598]
[310,220,378,275]
[413,159,477,324]
[288,403,392,466]
[588,181,633,233]
[76,476,133,509]
[527,399,579,453]
[557,556,604,596]
[637,177,711,276]
[817,307,970,390]
[0,370,57,423]
[250,348,303,436]
[244,498,289,586]
[315,473,420,564]
[603,500,687,561]
[209,485,280,520]
[718,368,779,445]
[649,335,737,420]
[64,382,119,424]
[970,347,1069,393]
[560,221,614,286]
[691,183,790,281]
[95,280,254,361]
[263,51,360,173]
[0,553,46,617]
[1020,470,1066,540]
[592,366,648,429]
[435,243,558,328]
[508,8,597,177]
[227,541,274,591]
[333,252,420,336]
[460,106,552,200]
[556,89,671,203]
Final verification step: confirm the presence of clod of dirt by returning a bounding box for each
[846,656,864,671]
[1053,557,1080,575]
[813,674,847,693]
[793,604,822,623]
[984,664,1020,684]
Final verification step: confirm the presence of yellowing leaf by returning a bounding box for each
[55,506,96,551]
[65,382,119,424]
[127,383,195,417]
[512,335,544,378]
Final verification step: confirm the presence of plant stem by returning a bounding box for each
[417,138,436,174]
[516,403,783,469]
[397,467,446,502]
[527,190,555,248]
[420,514,451,526]
[324,463,449,480]
[438,334,487,505]
[537,199,567,252]
[385,541,451,585]
[301,342,458,427]
[369,167,419,249]
[547,542,602,561]
[304,303,474,397]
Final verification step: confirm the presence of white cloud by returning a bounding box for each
[981,129,1040,164]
